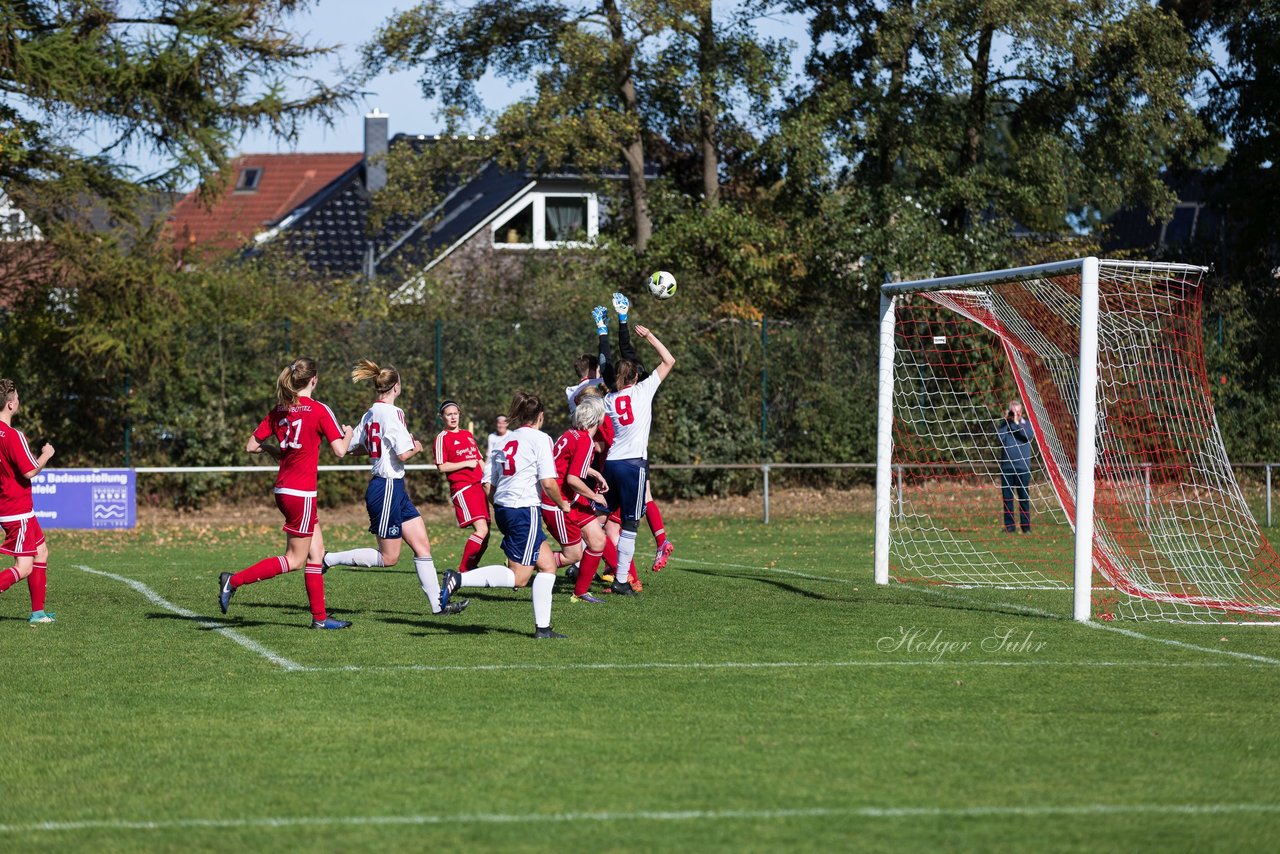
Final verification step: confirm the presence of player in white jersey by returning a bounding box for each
[484,414,509,469]
[322,360,466,616]
[439,392,571,639]
[602,324,675,595]
[564,352,603,417]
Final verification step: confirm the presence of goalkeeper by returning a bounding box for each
[998,400,1033,533]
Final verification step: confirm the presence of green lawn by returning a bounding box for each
[3,512,1279,852]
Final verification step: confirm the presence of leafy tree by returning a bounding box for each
[0,0,357,222]
[773,0,1208,286]
[365,0,691,252]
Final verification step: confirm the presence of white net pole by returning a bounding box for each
[1073,257,1100,622]
[875,290,896,586]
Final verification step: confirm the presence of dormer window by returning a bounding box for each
[492,192,597,249]
[235,167,262,192]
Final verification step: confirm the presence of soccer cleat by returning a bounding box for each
[611,292,630,323]
[591,305,609,335]
[437,598,470,616]
[571,593,605,604]
[564,563,580,581]
[28,610,56,624]
[600,573,615,585]
[629,575,643,593]
[320,552,330,574]
[534,626,568,639]
[218,572,234,614]
[652,539,675,572]
[608,579,637,596]
[439,569,462,609]
[310,617,352,630]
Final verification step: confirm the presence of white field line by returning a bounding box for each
[301,659,1262,675]
[671,556,1280,667]
[5,802,1280,834]
[74,565,307,672]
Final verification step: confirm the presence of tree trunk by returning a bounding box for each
[952,22,993,234]
[604,0,652,252]
[698,1,719,208]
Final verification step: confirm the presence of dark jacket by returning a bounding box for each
[997,418,1033,473]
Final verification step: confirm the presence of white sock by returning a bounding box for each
[462,565,517,588]
[616,529,637,585]
[532,572,554,629]
[415,556,441,613]
[325,548,384,568]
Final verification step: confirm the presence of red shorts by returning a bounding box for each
[451,484,490,528]
[1,515,44,557]
[274,492,318,537]
[541,504,600,549]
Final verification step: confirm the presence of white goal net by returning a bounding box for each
[875,258,1280,623]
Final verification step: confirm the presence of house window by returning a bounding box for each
[492,192,597,249]
[545,197,588,241]
[501,204,535,245]
[235,167,262,192]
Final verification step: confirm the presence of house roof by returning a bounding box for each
[165,152,362,256]
[264,153,536,278]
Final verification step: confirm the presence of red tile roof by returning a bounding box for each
[165,152,362,258]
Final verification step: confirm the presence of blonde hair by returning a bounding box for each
[573,394,605,431]
[276,358,317,408]
[574,384,604,405]
[352,359,400,395]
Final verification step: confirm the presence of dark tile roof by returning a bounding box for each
[264,138,545,277]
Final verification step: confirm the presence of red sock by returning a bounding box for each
[645,501,667,546]
[628,560,638,585]
[231,556,288,588]
[603,538,619,571]
[0,566,19,593]
[460,533,488,572]
[304,563,327,622]
[575,548,604,596]
[28,561,46,612]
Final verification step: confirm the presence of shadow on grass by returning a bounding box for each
[144,611,307,631]
[379,614,528,638]
[678,567,851,602]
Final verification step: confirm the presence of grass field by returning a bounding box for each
[4,510,1280,852]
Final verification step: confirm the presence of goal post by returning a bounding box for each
[874,257,1280,623]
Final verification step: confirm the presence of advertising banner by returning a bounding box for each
[31,469,136,529]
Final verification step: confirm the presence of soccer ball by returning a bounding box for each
[648,270,677,300]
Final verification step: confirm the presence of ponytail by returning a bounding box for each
[352,358,400,396]
[508,391,545,427]
[276,357,317,408]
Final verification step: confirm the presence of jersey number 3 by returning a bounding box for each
[502,441,519,476]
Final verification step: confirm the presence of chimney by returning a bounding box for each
[364,108,389,193]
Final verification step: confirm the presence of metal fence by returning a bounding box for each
[132,461,1280,526]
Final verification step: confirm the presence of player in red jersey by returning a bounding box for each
[541,394,611,604]
[434,400,490,573]
[0,379,57,624]
[572,385,636,591]
[217,358,356,629]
